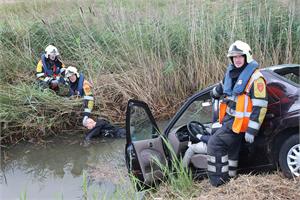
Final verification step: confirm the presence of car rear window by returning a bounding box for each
[273,66,300,85]
[281,73,300,85]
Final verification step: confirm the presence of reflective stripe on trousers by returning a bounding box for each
[228,159,238,177]
[207,155,229,174]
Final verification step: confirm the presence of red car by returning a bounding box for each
[125,64,300,188]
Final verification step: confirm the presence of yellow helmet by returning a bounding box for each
[65,66,79,78]
[227,40,253,63]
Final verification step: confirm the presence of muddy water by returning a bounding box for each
[0,134,128,200]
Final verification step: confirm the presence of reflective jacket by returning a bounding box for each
[36,54,65,83]
[218,61,268,135]
[69,73,94,117]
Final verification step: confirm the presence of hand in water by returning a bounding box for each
[80,139,91,147]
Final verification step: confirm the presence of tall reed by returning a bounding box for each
[0,0,299,143]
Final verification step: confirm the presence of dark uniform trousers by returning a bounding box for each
[207,119,244,186]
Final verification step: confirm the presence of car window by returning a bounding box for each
[281,73,300,85]
[129,105,159,141]
[171,92,213,131]
[273,66,300,85]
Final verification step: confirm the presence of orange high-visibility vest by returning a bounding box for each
[219,70,264,133]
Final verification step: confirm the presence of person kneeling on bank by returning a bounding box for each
[36,45,66,92]
[65,66,94,128]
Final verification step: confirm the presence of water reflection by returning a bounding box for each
[0,134,127,199]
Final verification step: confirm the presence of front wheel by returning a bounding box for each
[279,134,300,178]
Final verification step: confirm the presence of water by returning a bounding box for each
[0,133,128,200]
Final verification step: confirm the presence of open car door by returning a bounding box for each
[125,99,167,189]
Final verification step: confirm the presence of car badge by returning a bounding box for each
[237,80,243,85]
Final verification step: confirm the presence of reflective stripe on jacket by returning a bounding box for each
[69,73,94,117]
[219,70,265,133]
[82,79,94,117]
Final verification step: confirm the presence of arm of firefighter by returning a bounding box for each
[246,77,268,137]
[211,81,224,99]
[82,80,94,119]
[36,60,46,81]
[36,60,53,84]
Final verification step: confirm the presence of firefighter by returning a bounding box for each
[36,45,66,91]
[207,40,268,186]
[65,66,94,128]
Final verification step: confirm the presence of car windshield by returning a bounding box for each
[170,91,213,132]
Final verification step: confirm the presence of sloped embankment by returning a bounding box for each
[151,173,300,200]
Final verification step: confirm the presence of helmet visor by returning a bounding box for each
[65,71,74,78]
[227,51,244,57]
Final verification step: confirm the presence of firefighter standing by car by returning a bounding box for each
[65,66,94,128]
[36,45,66,91]
[208,40,268,186]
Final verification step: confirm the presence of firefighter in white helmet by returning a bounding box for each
[206,40,268,186]
[65,66,95,128]
[35,45,66,91]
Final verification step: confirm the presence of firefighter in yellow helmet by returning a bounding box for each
[35,45,66,91]
[207,40,268,186]
[65,66,94,128]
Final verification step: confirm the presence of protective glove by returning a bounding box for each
[82,116,89,127]
[210,83,223,99]
[245,132,255,143]
[53,79,59,84]
[51,79,59,85]
[210,90,218,99]
[43,77,53,84]
[196,134,203,140]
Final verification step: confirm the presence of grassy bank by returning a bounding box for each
[149,173,300,199]
[1,0,300,144]
[0,84,83,144]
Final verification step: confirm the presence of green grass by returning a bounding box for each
[159,136,194,196]
[1,0,300,144]
[126,134,196,199]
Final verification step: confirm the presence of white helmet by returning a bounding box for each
[45,45,59,60]
[65,66,79,78]
[227,40,253,63]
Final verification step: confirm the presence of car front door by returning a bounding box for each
[125,99,167,189]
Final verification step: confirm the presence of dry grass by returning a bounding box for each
[1,0,299,145]
[150,173,300,200]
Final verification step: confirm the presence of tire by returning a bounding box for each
[278,134,300,178]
